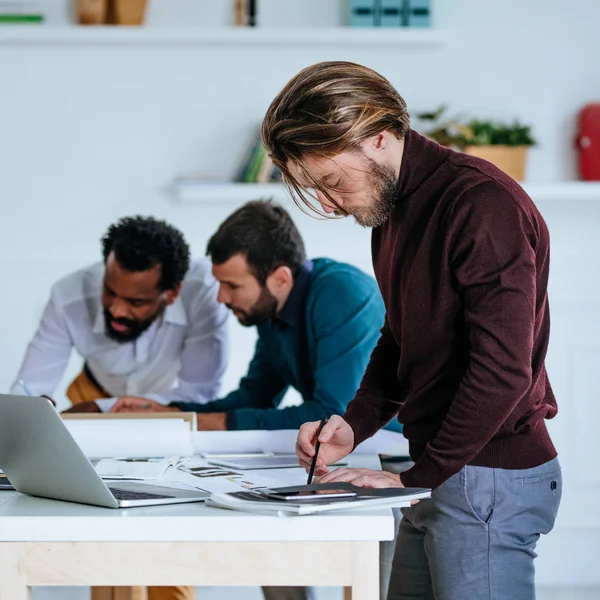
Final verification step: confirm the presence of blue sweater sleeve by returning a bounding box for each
[228,271,387,430]
[172,339,288,421]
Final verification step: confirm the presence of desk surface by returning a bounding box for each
[0,454,395,543]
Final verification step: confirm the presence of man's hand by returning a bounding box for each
[296,415,354,477]
[110,397,180,413]
[196,413,226,431]
[62,401,101,414]
[319,468,405,489]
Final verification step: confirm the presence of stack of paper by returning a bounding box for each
[207,485,431,516]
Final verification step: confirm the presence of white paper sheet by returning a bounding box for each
[160,462,282,494]
[192,429,409,457]
[64,419,194,458]
[95,457,180,480]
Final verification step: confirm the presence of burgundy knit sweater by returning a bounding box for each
[343,129,558,490]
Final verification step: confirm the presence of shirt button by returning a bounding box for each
[550,480,557,490]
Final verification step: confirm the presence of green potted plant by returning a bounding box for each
[416,105,536,181]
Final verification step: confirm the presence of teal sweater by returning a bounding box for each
[175,258,402,433]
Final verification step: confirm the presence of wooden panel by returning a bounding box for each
[348,542,379,600]
[22,541,355,587]
[0,544,32,600]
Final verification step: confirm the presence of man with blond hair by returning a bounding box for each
[262,61,561,600]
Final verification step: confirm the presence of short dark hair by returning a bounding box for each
[206,200,306,284]
[101,216,191,292]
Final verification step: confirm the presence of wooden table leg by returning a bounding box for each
[349,542,379,600]
[0,543,32,600]
[91,587,146,600]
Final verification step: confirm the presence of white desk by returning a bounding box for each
[0,455,393,599]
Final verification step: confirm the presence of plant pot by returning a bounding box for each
[464,145,529,182]
[108,0,148,25]
[75,0,108,25]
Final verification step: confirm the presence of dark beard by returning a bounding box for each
[342,157,400,229]
[103,307,158,343]
[227,286,278,327]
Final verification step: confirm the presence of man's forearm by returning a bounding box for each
[62,401,101,414]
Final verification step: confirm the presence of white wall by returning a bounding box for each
[1,0,599,400]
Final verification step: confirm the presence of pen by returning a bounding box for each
[306,417,328,485]
[18,379,35,396]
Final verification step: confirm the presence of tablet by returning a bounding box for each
[207,454,348,470]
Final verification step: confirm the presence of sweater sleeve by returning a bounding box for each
[343,315,405,447]
[401,184,540,489]
[224,272,387,430]
[172,338,289,425]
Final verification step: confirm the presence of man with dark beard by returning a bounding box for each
[11,216,229,422]
[112,200,402,435]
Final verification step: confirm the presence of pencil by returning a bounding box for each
[306,417,328,485]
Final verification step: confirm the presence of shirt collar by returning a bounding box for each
[163,294,188,326]
[92,303,105,334]
[92,293,188,336]
[274,260,313,328]
[395,128,451,201]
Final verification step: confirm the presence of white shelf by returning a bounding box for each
[0,26,448,46]
[522,182,600,201]
[172,181,600,205]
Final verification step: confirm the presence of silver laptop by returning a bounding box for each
[0,394,209,508]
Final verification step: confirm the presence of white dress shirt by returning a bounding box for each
[11,260,229,410]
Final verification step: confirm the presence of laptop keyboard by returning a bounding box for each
[109,488,174,501]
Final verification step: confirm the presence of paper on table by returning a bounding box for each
[160,464,282,494]
[355,430,410,456]
[193,429,409,457]
[95,457,180,480]
[64,419,193,458]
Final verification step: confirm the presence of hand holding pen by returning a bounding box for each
[296,415,355,480]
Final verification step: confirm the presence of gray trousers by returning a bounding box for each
[387,457,562,600]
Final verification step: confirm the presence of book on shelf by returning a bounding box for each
[0,1,44,22]
[233,0,257,27]
[237,129,282,184]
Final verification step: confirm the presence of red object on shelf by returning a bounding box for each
[576,103,600,181]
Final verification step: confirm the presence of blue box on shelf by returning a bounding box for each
[379,0,402,27]
[349,0,377,27]
[406,0,430,27]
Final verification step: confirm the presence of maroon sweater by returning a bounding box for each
[343,130,557,490]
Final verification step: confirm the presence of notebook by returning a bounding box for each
[207,482,431,516]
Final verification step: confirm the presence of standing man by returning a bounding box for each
[263,61,561,600]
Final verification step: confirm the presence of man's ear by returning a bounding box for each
[163,283,182,306]
[362,131,387,154]
[266,265,293,295]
